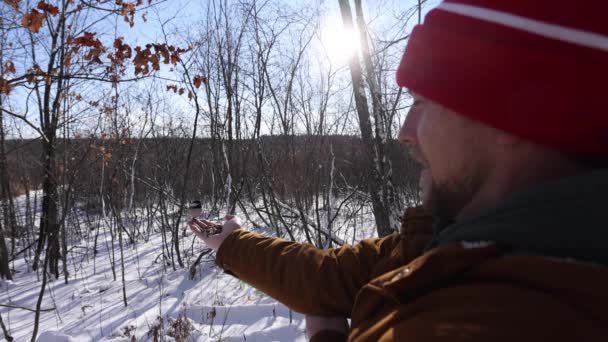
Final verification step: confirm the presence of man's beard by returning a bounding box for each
[410,146,486,224]
[423,173,482,224]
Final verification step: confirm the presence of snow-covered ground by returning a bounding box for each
[0,222,314,342]
[0,194,378,341]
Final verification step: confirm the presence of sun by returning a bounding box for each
[321,22,361,65]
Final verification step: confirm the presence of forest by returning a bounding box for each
[0,0,427,340]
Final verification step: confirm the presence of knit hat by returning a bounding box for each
[396,0,608,157]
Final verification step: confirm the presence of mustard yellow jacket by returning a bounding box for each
[216,207,608,341]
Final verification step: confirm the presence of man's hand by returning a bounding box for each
[305,315,349,340]
[188,214,241,251]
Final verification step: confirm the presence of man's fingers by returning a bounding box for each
[188,222,204,235]
[189,220,212,238]
[192,218,213,229]
[200,219,220,228]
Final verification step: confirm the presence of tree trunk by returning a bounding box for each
[33,136,61,277]
[338,0,394,237]
[354,0,399,234]
[0,220,11,280]
[0,95,13,279]
[31,244,50,342]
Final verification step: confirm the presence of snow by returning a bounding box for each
[0,228,307,341]
[0,218,307,341]
[0,193,378,341]
[36,331,78,342]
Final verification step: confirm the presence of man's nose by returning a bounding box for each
[399,109,419,144]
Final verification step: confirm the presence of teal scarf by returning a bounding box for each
[431,169,608,265]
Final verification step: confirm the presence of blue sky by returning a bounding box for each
[2,0,443,139]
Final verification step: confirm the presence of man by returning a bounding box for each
[189,1,608,340]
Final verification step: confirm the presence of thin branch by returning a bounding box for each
[0,107,49,142]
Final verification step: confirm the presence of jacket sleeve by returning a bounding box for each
[215,229,402,316]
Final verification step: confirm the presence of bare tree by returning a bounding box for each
[338,0,399,237]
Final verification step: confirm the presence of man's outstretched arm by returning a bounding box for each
[188,207,432,316]
[215,228,402,316]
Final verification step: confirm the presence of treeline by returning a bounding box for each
[5,135,421,209]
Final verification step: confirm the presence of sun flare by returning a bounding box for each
[321,23,361,65]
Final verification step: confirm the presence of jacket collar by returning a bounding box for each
[431,169,608,265]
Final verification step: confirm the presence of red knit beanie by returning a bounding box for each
[397,0,608,157]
